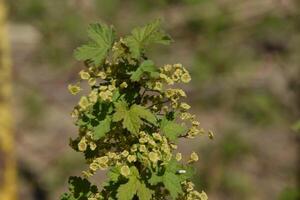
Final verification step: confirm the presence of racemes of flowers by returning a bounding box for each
[61,19,213,200]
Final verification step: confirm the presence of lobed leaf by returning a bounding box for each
[160,118,187,141]
[74,23,115,66]
[124,19,172,59]
[93,116,112,140]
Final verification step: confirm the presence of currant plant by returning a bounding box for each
[61,19,212,200]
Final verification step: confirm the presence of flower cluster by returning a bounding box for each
[62,20,212,200]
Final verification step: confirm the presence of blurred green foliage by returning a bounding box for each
[279,187,300,200]
[7,0,300,199]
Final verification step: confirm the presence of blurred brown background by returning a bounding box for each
[2,0,300,199]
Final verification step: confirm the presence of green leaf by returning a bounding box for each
[117,167,153,200]
[117,175,139,200]
[124,19,172,59]
[113,101,157,134]
[148,159,186,199]
[164,172,183,199]
[93,116,112,140]
[137,182,153,200]
[160,118,186,141]
[108,167,120,182]
[60,177,98,200]
[148,173,163,186]
[292,120,300,133]
[74,23,115,66]
[130,60,159,82]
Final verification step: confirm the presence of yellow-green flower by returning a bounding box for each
[139,145,147,152]
[68,84,81,95]
[79,70,90,80]
[88,78,97,86]
[165,89,174,98]
[174,63,183,69]
[131,145,138,152]
[120,82,128,88]
[127,155,137,163]
[180,103,191,110]
[97,156,109,164]
[107,152,117,159]
[181,72,191,83]
[152,133,162,141]
[89,142,97,151]
[153,81,163,91]
[163,64,172,71]
[99,90,113,101]
[99,86,108,91]
[175,153,182,161]
[90,162,99,171]
[121,150,129,157]
[149,152,159,163]
[200,191,208,200]
[97,71,107,79]
[189,152,199,162]
[79,96,90,110]
[120,165,131,177]
[139,138,147,144]
[78,137,87,152]
[89,90,98,103]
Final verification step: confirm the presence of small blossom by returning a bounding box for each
[97,156,109,164]
[68,84,81,95]
[89,142,97,151]
[130,144,137,152]
[78,137,87,152]
[88,78,97,86]
[120,165,130,177]
[200,191,208,200]
[121,150,129,157]
[153,81,163,91]
[180,103,191,110]
[139,138,147,144]
[79,96,90,110]
[120,82,128,88]
[189,152,199,163]
[181,72,191,83]
[97,71,107,79]
[149,152,159,163]
[127,155,137,163]
[163,64,172,71]
[89,90,98,103]
[79,70,90,80]
[139,145,147,152]
[90,162,99,171]
[152,133,162,141]
[176,153,182,161]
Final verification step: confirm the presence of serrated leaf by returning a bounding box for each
[93,116,111,140]
[124,19,172,59]
[61,177,98,200]
[130,60,159,82]
[113,101,157,134]
[160,118,186,141]
[137,182,153,200]
[74,23,115,66]
[117,175,139,200]
[163,172,183,199]
[148,173,163,186]
[130,104,157,125]
[148,159,186,199]
[117,167,153,200]
[108,167,120,182]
